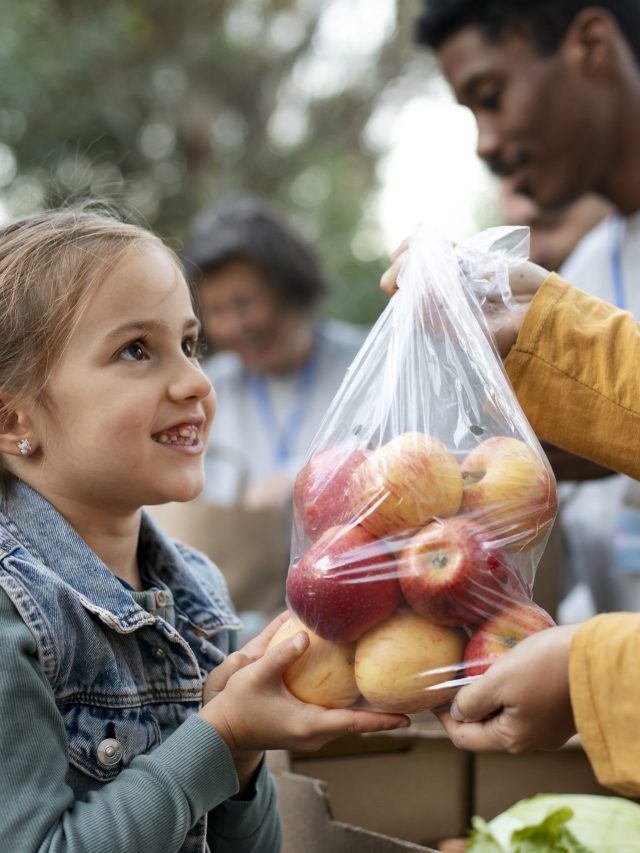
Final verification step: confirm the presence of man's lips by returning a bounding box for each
[487,152,531,181]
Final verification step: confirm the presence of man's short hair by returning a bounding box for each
[416,0,640,62]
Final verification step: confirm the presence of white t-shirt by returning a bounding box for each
[561,211,640,315]
[201,319,367,504]
[557,211,640,617]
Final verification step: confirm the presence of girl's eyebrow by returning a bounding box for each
[105,317,201,340]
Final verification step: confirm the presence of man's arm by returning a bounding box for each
[505,274,640,480]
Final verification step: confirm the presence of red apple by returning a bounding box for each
[354,609,466,713]
[286,523,400,643]
[461,436,558,551]
[293,445,369,540]
[399,518,516,627]
[349,431,463,538]
[463,600,556,677]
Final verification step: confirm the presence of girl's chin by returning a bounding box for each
[152,479,205,507]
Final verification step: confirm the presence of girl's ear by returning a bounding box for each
[0,397,37,458]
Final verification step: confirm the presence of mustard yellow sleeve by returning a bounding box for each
[504,273,640,479]
[569,614,640,796]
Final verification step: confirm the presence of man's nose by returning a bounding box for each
[475,115,502,166]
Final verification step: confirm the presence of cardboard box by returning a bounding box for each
[269,718,636,851]
[276,714,469,850]
[474,734,624,819]
[268,749,440,852]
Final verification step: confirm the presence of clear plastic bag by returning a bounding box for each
[276,224,557,714]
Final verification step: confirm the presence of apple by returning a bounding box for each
[399,517,516,627]
[349,432,463,538]
[464,600,556,677]
[354,609,466,713]
[460,436,557,551]
[293,444,369,540]
[267,615,360,709]
[286,523,400,643]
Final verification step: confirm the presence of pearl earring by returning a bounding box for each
[17,438,32,456]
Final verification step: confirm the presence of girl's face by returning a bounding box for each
[26,244,216,514]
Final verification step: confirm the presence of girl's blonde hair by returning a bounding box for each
[0,204,177,487]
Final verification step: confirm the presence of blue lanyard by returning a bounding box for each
[609,214,626,310]
[248,334,321,468]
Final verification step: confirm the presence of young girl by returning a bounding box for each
[0,206,410,853]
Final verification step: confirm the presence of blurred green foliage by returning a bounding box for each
[0,0,432,324]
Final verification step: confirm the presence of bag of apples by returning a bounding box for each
[271,224,557,714]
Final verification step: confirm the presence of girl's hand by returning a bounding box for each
[201,611,290,792]
[436,624,579,754]
[379,240,550,358]
[202,611,290,704]
[199,629,410,758]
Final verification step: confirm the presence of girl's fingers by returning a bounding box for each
[306,707,411,738]
[241,610,290,658]
[252,630,310,682]
[203,651,255,702]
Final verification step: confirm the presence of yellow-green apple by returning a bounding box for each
[349,432,463,538]
[464,600,556,677]
[293,444,369,540]
[267,615,359,709]
[354,609,466,713]
[399,517,516,627]
[286,523,400,643]
[460,436,557,551]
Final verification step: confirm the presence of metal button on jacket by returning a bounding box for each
[97,738,124,768]
[155,590,168,607]
[152,647,166,659]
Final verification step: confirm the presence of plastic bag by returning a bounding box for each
[274,224,557,714]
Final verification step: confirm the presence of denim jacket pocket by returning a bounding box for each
[62,702,162,783]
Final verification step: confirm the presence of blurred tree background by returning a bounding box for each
[0,0,435,324]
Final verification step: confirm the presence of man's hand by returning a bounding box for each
[437,624,579,753]
[380,241,550,358]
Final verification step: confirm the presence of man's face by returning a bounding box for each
[438,26,610,209]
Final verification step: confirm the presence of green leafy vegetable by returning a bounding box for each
[467,794,640,852]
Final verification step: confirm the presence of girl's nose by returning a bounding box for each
[168,355,213,403]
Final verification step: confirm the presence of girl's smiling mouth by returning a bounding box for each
[152,422,202,449]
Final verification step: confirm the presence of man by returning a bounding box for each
[416,0,640,618]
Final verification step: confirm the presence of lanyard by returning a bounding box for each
[248,334,321,468]
[609,214,626,310]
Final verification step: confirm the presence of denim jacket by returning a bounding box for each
[0,480,280,852]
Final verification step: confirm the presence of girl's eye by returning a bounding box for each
[118,340,148,362]
[183,336,205,360]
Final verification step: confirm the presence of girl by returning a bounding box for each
[0,206,410,853]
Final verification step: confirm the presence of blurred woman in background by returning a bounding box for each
[184,196,366,510]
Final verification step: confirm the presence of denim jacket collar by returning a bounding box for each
[0,479,241,635]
